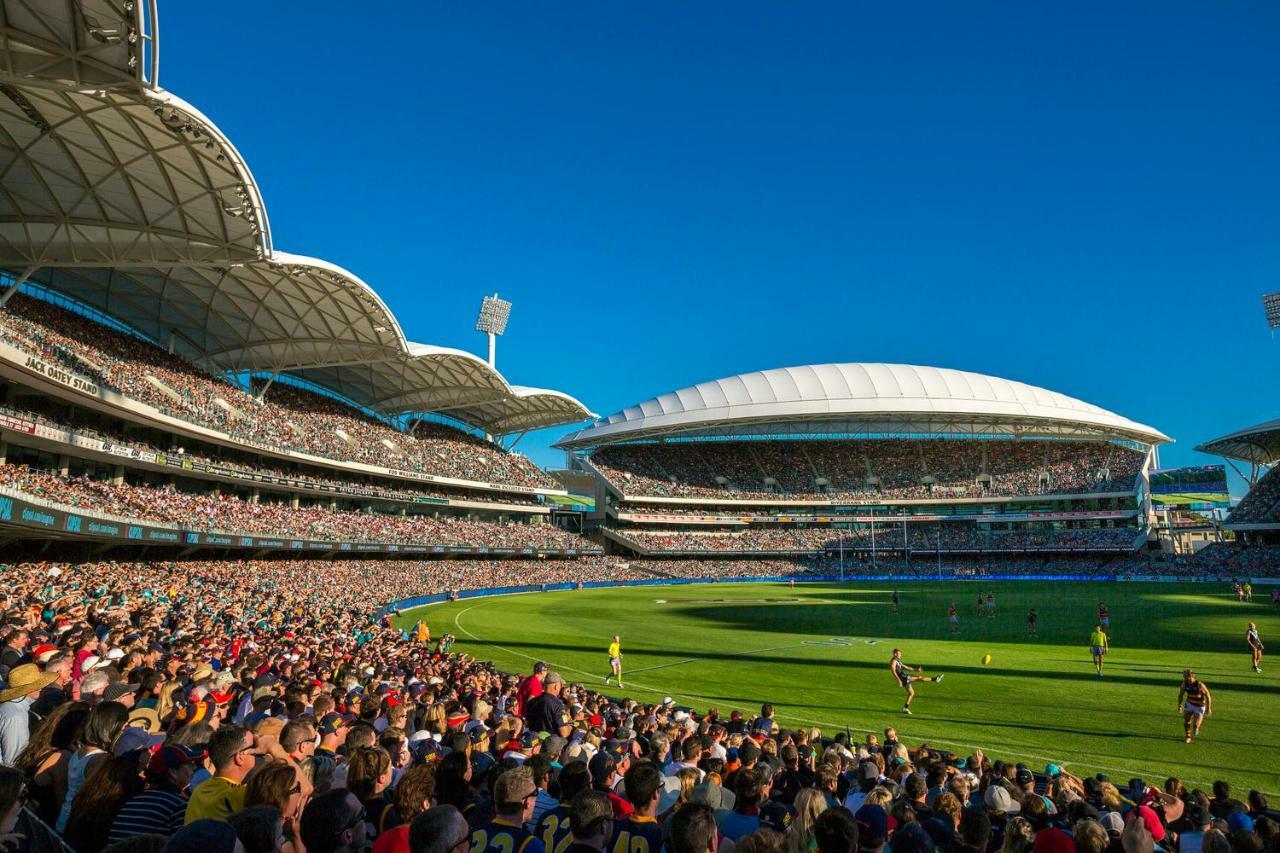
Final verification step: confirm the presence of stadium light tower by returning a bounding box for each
[1264,292,1280,330]
[475,293,512,368]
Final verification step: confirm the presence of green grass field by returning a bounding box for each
[394,581,1280,793]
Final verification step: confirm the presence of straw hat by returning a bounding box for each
[0,664,58,703]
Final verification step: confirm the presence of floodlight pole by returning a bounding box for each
[487,331,496,368]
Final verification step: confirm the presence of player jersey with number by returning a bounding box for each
[536,805,574,853]
[471,819,546,853]
[610,815,665,853]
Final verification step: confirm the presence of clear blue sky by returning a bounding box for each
[158,3,1279,492]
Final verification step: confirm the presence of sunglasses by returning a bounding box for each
[342,806,367,831]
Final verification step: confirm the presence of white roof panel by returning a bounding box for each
[556,363,1169,448]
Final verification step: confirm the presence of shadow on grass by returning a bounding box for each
[455,637,1280,696]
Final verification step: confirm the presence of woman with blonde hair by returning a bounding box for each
[421,701,447,736]
[864,786,894,812]
[661,767,701,828]
[785,788,830,853]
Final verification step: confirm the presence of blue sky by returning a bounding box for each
[159,3,1279,491]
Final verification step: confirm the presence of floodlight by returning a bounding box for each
[475,293,512,367]
[1264,292,1280,330]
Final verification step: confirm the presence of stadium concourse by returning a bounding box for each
[0,2,1279,853]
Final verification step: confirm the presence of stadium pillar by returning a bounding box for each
[0,266,37,308]
[0,441,6,465]
[111,465,124,486]
[250,487,260,504]
[290,494,299,509]
[56,454,69,477]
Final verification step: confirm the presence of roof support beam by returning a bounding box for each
[0,265,37,307]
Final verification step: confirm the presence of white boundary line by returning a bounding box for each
[449,597,1276,794]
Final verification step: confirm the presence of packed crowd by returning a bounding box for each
[609,526,1142,555]
[1226,468,1280,525]
[1175,544,1280,578]
[0,554,1274,853]
[0,294,554,490]
[0,463,586,550]
[0,401,539,508]
[592,439,1144,501]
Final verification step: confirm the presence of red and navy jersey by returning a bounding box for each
[536,805,574,853]
[610,816,666,853]
[471,819,546,853]
[1183,679,1207,705]
[1098,605,1109,619]
[948,606,957,618]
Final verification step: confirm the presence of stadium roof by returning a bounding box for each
[556,363,1170,449]
[0,0,592,435]
[1195,419,1280,466]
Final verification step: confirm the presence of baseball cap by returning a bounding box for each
[1099,812,1124,835]
[148,744,206,775]
[317,711,356,736]
[890,822,935,853]
[102,682,139,703]
[1227,813,1255,834]
[1033,829,1074,853]
[855,804,889,843]
[984,786,1020,813]
[1015,768,1035,786]
[533,662,547,673]
[114,726,165,756]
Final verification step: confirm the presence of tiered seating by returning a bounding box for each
[593,438,1143,500]
[0,294,554,489]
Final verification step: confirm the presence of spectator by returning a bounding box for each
[300,788,369,853]
[109,745,206,844]
[186,725,256,824]
[0,664,57,765]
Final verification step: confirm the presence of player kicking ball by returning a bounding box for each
[604,635,624,688]
[1177,669,1212,743]
[891,647,943,715]
[1247,623,1264,673]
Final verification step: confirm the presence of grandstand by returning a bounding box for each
[556,364,1169,561]
[0,2,603,558]
[1,11,1278,853]
[1198,419,1280,533]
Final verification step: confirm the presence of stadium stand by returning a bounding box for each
[3,7,1274,851]
[561,366,1163,561]
[0,547,1275,852]
[591,438,1145,501]
[0,294,558,491]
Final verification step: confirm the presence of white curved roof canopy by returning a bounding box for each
[0,0,594,435]
[556,363,1169,449]
[1196,419,1280,466]
[0,85,270,266]
[0,0,151,88]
